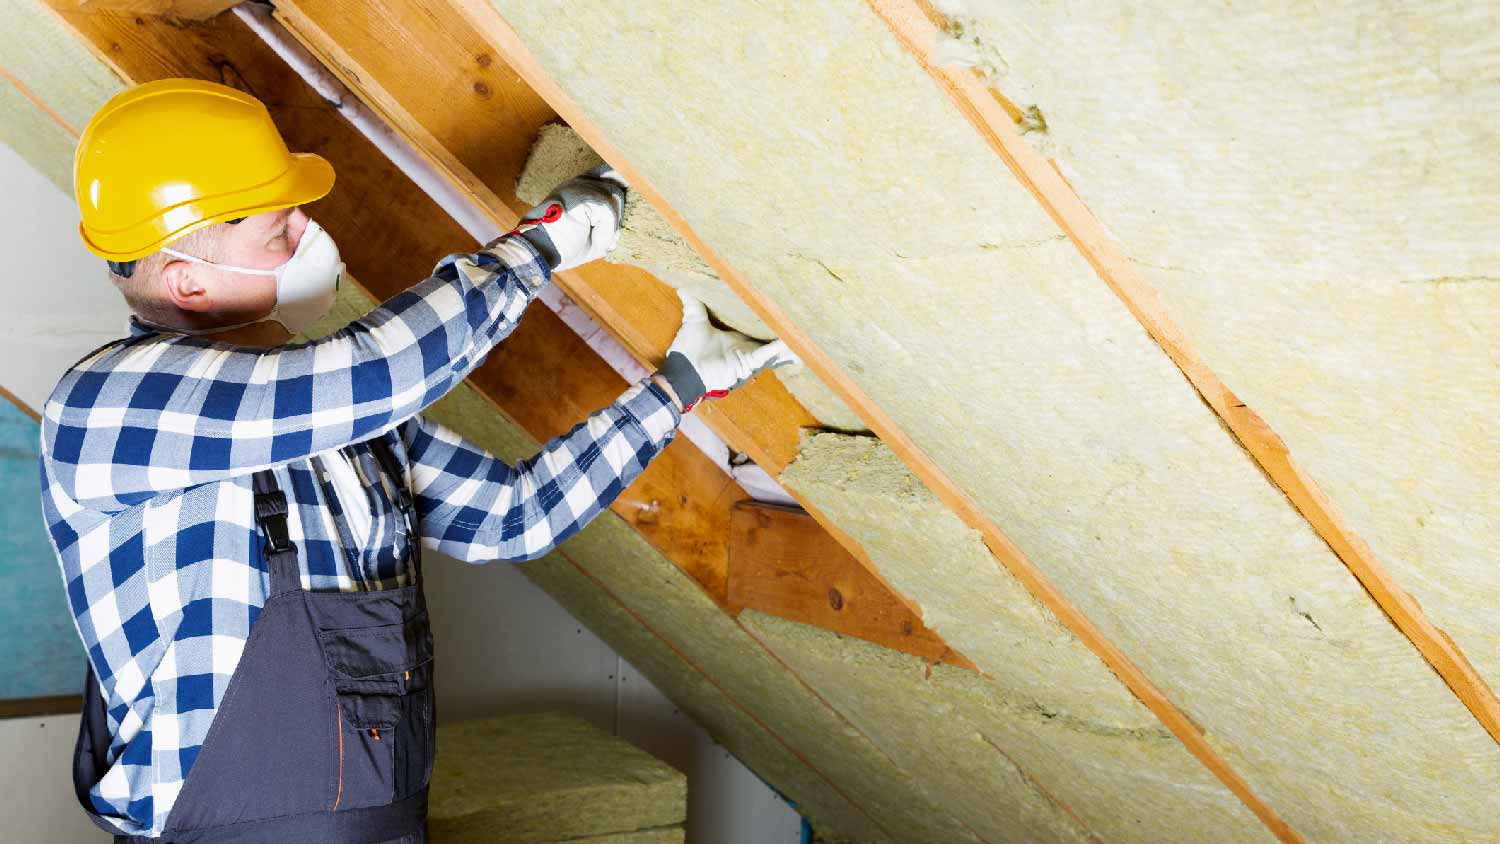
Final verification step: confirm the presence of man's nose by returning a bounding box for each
[287,207,310,247]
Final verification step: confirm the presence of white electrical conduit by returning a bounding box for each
[235,3,796,505]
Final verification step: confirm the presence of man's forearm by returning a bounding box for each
[406,377,681,563]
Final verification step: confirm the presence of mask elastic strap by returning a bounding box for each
[159,248,278,277]
[133,314,266,337]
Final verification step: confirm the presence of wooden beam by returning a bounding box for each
[55,0,240,20]
[861,0,1500,752]
[445,3,1301,842]
[729,502,973,670]
[461,300,742,600]
[269,0,817,473]
[0,385,40,423]
[267,0,971,662]
[0,694,81,719]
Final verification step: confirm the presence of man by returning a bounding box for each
[44,78,792,843]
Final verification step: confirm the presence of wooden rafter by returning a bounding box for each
[266,0,973,668]
[445,3,1301,841]
[30,0,974,672]
[862,0,1500,751]
[0,695,83,719]
[268,0,818,480]
[0,385,41,423]
[728,501,972,669]
[55,0,241,19]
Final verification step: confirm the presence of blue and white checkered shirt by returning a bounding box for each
[39,236,681,836]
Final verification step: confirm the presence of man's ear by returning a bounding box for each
[160,259,213,313]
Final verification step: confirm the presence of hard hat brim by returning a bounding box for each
[80,152,336,262]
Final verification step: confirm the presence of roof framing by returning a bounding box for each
[265,0,973,668]
[444,1,1301,840]
[861,0,1500,748]
[14,4,978,834]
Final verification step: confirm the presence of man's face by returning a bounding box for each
[159,206,310,323]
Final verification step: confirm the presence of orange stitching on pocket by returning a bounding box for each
[332,700,344,811]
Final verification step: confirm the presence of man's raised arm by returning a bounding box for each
[42,170,624,512]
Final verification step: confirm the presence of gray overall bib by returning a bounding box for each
[73,434,436,844]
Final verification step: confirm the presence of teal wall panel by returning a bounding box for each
[0,400,84,700]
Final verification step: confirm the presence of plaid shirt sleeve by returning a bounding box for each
[41,236,549,513]
[399,379,681,562]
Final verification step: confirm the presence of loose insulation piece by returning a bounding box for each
[428,713,685,842]
[516,123,868,432]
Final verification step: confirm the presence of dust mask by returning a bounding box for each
[161,219,344,337]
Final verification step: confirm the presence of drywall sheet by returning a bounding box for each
[0,0,122,702]
[429,712,684,841]
[944,0,1500,707]
[782,432,1264,844]
[0,0,125,190]
[490,2,1500,840]
[516,123,867,432]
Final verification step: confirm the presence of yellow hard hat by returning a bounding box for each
[74,78,335,261]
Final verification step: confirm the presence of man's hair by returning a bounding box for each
[109,224,227,325]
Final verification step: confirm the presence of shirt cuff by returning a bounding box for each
[482,232,553,292]
[618,378,682,446]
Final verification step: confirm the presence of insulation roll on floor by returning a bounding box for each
[428,713,686,843]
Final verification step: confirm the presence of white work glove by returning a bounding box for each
[508,164,627,272]
[654,291,800,412]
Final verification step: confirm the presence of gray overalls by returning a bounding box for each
[73,434,436,844]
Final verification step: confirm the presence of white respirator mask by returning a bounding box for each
[160,218,344,337]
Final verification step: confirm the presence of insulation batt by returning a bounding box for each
[781,431,1264,843]
[0,0,122,191]
[516,123,870,432]
[491,1,1500,841]
[427,713,685,842]
[948,1,1500,775]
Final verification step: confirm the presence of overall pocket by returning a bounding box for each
[319,609,435,810]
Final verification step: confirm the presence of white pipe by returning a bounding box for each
[234,4,496,242]
[236,3,764,495]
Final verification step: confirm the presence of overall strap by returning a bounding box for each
[252,469,304,597]
[367,432,424,589]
